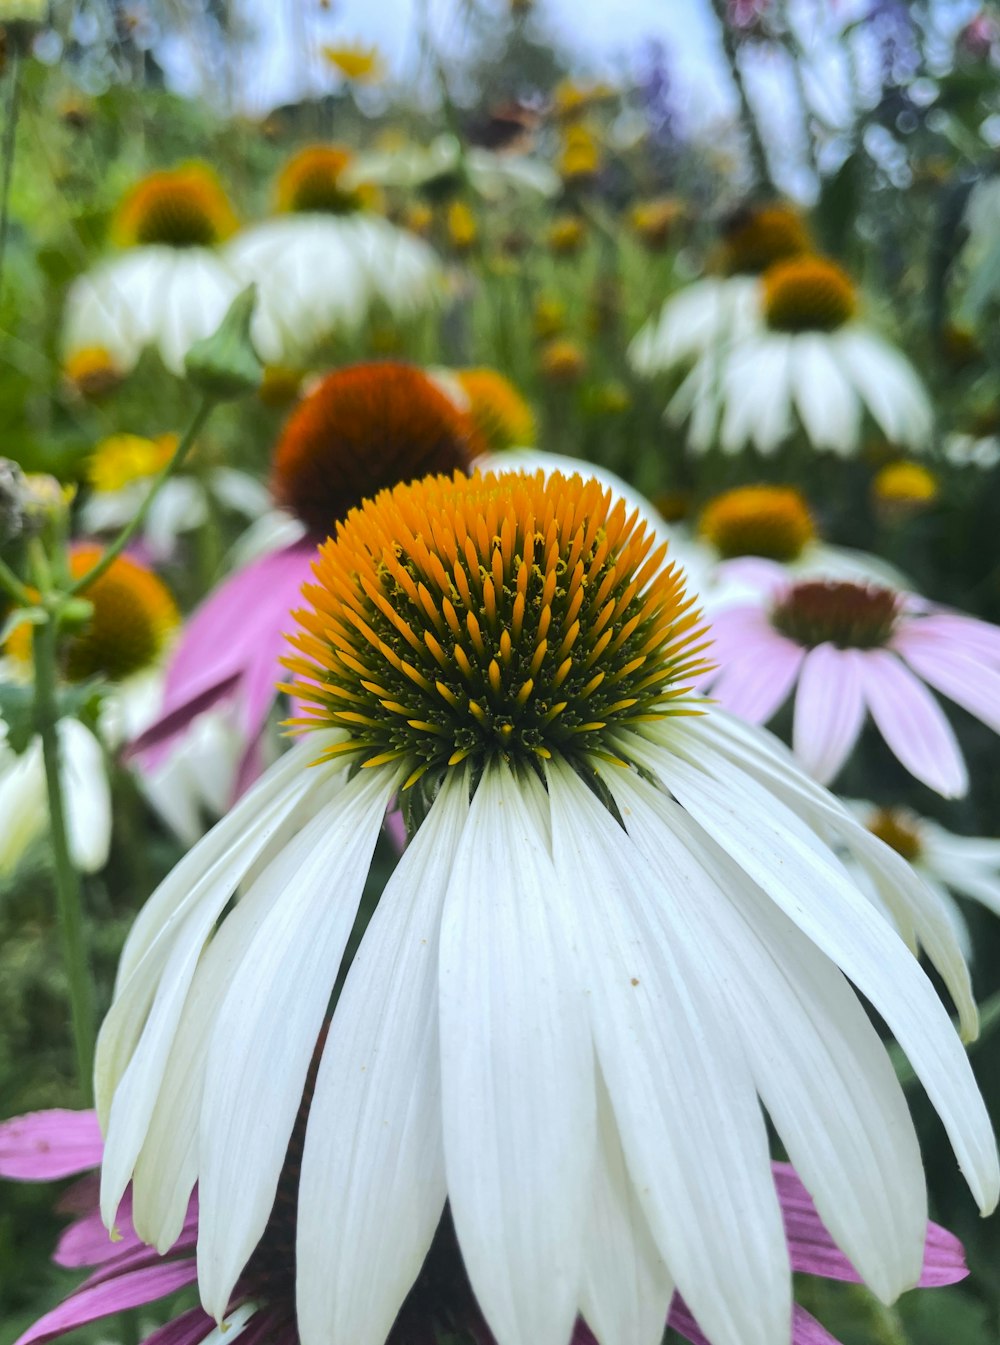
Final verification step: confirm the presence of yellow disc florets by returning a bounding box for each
[699,485,816,562]
[763,255,858,333]
[285,469,710,786]
[872,460,938,509]
[87,433,178,494]
[63,347,124,399]
[719,202,810,276]
[6,549,178,682]
[866,807,923,863]
[452,368,536,452]
[275,145,367,215]
[112,164,239,248]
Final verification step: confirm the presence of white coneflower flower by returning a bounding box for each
[224,146,444,368]
[628,202,810,376]
[349,132,560,201]
[96,469,996,1345]
[62,165,242,378]
[0,547,179,873]
[844,802,1000,961]
[669,256,933,456]
[80,432,269,561]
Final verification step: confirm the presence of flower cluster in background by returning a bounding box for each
[2,3,1000,1345]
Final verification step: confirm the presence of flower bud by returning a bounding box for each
[184,285,263,400]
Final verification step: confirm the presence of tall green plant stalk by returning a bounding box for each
[32,615,97,1102]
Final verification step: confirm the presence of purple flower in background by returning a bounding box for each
[637,40,678,150]
[0,1109,969,1345]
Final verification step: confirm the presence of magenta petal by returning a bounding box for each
[709,632,804,723]
[0,1110,102,1180]
[14,1261,198,1345]
[893,639,1000,736]
[126,674,241,763]
[857,649,968,798]
[792,645,866,785]
[896,613,1000,664]
[140,1306,217,1345]
[919,1221,969,1286]
[132,538,316,769]
[669,1297,839,1345]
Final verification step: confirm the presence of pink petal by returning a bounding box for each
[712,557,791,600]
[140,1306,217,1345]
[14,1261,198,1345]
[709,634,805,724]
[792,645,866,785]
[897,613,1000,664]
[55,1196,197,1270]
[131,538,316,768]
[773,1165,967,1287]
[0,1110,102,1180]
[856,650,968,798]
[893,639,1000,736]
[669,1299,839,1345]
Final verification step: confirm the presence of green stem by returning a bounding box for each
[708,0,773,191]
[0,553,33,606]
[32,617,97,1102]
[0,47,22,307]
[68,397,215,597]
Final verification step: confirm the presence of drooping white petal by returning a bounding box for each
[296,771,468,1345]
[197,765,398,1320]
[608,766,926,1304]
[0,734,46,874]
[790,333,861,454]
[97,748,347,1222]
[637,727,999,1214]
[834,329,933,451]
[579,1073,674,1345]
[547,760,790,1345]
[439,762,595,1345]
[58,719,113,875]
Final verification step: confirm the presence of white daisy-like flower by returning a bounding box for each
[628,202,811,376]
[843,801,1000,962]
[0,546,180,874]
[225,215,443,367]
[348,132,559,201]
[62,165,242,378]
[80,432,270,562]
[97,468,996,1345]
[669,255,934,457]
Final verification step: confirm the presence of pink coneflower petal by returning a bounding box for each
[773,1165,967,1286]
[712,558,791,600]
[0,1111,103,1180]
[141,1306,216,1345]
[792,645,866,785]
[892,639,1000,736]
[856,650,968,798]
[14,1260,199,1345]
[896,613,1000,664]
[710,634,805,723]
[132,538,315,770]
[669,1300,840,1345]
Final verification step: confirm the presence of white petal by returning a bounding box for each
[439,763,595,1345]
[197,765,398,1320]
[639,729,999,1215]
[296,771,468,1345]
[834,329,933,451]
[59,719,112,874]
[580,1074,674,1345]
[0,737,46,873]
[547,760,790,1345]
[790,334,861,454]
[608,766,926,1303]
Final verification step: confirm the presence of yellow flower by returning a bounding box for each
[699,485,816,562]
[872,461,939,515]
[629,197,684,251]
[87,433,178,494]
[718,202,810,277]
[762,255,857,334]
[558,125,601,180]
[553,79,615,121]
[63,347,124,399]
[274,145,365,215]
[453,368,536,451]
[547,216,587,256]
[112,164,239,248]
[321,42,384,83]
[403,202,434,237]
[539,338,587,384]
[446,200,478,251]
[532,296,566,341]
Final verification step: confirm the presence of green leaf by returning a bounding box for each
[0,683,36,754]
[0,607,44,648]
